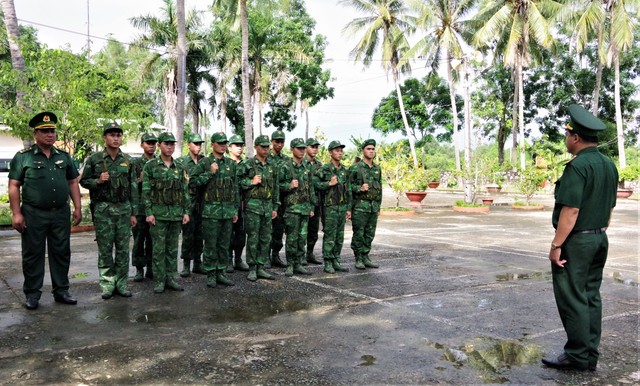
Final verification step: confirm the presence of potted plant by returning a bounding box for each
[425,168,441,189]
[512,167,546,210]
[402,167,430,205]
[617,165,638,198]
[453,200,490,213]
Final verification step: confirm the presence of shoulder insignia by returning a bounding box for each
[19,145,34,154]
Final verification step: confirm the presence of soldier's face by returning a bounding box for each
[34,128,56,146]
[306,145,319,158]
[213,142,227,157]
[330,148,343,162]
[291,147,306,159]
[272,139,285,153]
[229,144,244,157]
[189,142,202,156]
[103,132,123,149]
[362,145,376,161]
[255,145,270,158]
[141,141,157,156]
[159,141,175,157]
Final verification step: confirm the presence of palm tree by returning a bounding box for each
[340,0,419,167]
[473,0,561,170]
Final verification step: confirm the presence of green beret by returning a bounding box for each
[306,137,320,146]
[140,133,157,143]
[271,130,286,140]
[362,139,376,149]
[189,133,204,143]
[254,135,271,146]
[210,132,228,143]
[290,138,307,148]
[228,134,244,145]
[566,104,606,137]
[103,121,122,135]
[328,140,346,151]
[29,112,57,129]
[158,132,176,143]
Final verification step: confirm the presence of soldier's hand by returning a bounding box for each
[12,212,26,233]
[130,216,137,228]
[183,214,190,225]
[271,210,278,219]
[72,208,82,226]
[310,211,314,218]
[346,211,352,221]
[210,162,219,174]
[253,175,262,185]
[549,248,566,268]
[98,172,110,184]
[329,175,338,186]
[360,183,369,192]
[291,179,299,189]
[146,215,156,226]
[232,215,238,224]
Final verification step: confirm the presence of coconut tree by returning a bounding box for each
[340,0,419,167]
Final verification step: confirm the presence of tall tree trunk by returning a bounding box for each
[240,0,253,157]
[497,112,506,165]
[446,60,461,172]
[462,59,473,203]
[164,70,178,140]
[175,0,186,157]
[191,103,200,136]
[511,79,518,166]
[591,17,605,115]
[614,54,626,168]
[302,99,310,140]
[220,87,228,134]
[517,57,526,170]
[393,67,418,168]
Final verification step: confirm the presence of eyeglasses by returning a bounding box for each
[36,128,56,134]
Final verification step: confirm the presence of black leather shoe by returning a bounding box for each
[25,298,39,310]
[54,293,77,305]
[271,254,287,268]
[542,354,588,371]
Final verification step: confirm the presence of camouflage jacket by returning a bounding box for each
[237,157,280,215]
[189,155,239,220]
[132,154,156,215]
[278,158,316,215]
[349,161,382,213]
[142,157,190,221]
[315,161,351,209]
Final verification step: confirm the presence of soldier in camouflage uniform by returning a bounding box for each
[189,132,239,287]
[267,130,288,268]
[315,140,351,274]
[142,133,190,293]
[278,138,316,276]
[179,134,205,277]
[237,135,280,281]
[349,139,382,270]
[80,122,138,299]
[131,132,157,282]
[304,137,324,266]
[226,134,250,273]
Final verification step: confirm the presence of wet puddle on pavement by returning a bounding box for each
[495,272,550,282]
[207,300,310,323]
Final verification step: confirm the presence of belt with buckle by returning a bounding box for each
[572,227,606,235]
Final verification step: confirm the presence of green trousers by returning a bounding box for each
[202,217,233,272]
[284,212,309,265]
[552,233,608,369]
[245,210,272,266]
[322,206,347,259]
[229,208,246,259]
[180,204,203,261]
[150,220,181,286]
[307,203,324,255]
[270,204,285,256]
[21,204,71,299]
[132,214,152,268]
[351,210,379,259]
[93,203,131,294]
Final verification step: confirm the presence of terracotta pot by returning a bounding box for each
[452,205,490,214]
[481,198,494,205]
[428,182,440,189]
[405,191,427,203]
[616,189,633,199]
[486,186,502,194]
[379,209,416,217]
[511,205,544,211]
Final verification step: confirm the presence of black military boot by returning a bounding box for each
[133,266,144,282]
[271,252,287,268]
[180,260,191,277]
[192,258,206,274]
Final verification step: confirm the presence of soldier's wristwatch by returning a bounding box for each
[550,243,562,250]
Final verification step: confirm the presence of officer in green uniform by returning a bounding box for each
[8,112,82,309]
[237,135,280,281]
[226,134,250,273]
[315,140,351,274]
[304,137,324,266]
[279,138,317,276]
[80,122,138,299]
[349,139,383,270]
[142,132,191,293]
[179,133,205,277]
[541,105,618,371]
[268,130,288,268]
[189,132,239,288]
[131,132,157,282]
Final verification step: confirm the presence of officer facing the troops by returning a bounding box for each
[226,134,250,273]
[304,137,324,266]
[131,132,157,282]
[268,129,288,268]
[142,132,190,293]
[350,139,382,270]
[80,122,138,299]
[541,104,618,372]
[179,133,205,277]
[189,132,239,288]
[278,138,316,277]
[238,135,280,281]
[8,112,82,309]
[315,140,351,274]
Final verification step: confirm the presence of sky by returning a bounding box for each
[12,0,436,149]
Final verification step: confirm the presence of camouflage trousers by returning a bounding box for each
[202,217,233,272]
[181,205,203,261]
[322,205,348,260]
[93,203,131,294]
[229,209,246,259]
[132,214,152,268]
[270,204,285,256]
[306,203,324,256]
[245,209,272,266]
[351,210,379,259]
[150,220,181,286]
[284,212,309,266]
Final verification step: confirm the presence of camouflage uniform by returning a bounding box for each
[189,148,239,287]
[80,145,138,298]
[267,149,288,266]
[305,155,324,264]
[142,152,190,292]
[131,152,155,279]
[179,152,205,275]
[349,152,383,269]
[227,134,249,273]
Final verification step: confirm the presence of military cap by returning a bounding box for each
[103,121,123,135]
[189,133,204,143]
[361,139,377,149]
[254,135,271,146]
[328,140,346,151]
[566,104,606,137]
[158,132,176,143]
[210,132,228,143]
[271,130,286,140]
[228,134,244,145]
[29,112,57,129]
[290,138,307,148]
[306,137,320,146]
[140,133,157,143]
